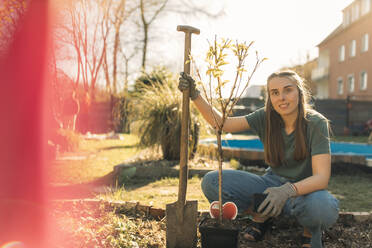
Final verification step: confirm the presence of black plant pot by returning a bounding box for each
[199,219,239,248]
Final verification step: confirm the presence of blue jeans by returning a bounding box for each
[201,169,339,248]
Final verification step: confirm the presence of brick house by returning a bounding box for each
[312,0,372,101]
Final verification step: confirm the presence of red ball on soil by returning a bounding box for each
[222,202,238,220]
[209,201,238,220]
[209,201,220,218]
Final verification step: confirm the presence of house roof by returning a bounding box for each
[317,24,343,47]
[342,1,354,12]
[318,11,372,47]
[243,85,264,98]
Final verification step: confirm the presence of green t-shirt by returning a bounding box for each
[245,107,330,181]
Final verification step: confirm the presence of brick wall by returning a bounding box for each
[318,12,372,100]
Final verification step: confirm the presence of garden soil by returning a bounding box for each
[51,200,372,248]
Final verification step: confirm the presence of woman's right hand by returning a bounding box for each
[178,72,200,100]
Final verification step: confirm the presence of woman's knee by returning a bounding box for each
[297,191,339,228]
[201,171,219,200]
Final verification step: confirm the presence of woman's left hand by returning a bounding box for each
[257,182,297,217]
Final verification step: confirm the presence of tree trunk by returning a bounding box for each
[141,23,148,70]
[140,0,148,70]
[124,59,129,93]
[112,27,119,94]
[216,129,223,223]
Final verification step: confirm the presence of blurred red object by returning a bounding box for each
[0,0,52,247]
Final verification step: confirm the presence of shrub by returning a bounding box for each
[131,68,201,161]
[54,128,80,152]
[112,96,132,133]
[133,66,172,92]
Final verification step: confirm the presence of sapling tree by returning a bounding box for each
[192,36,266,223]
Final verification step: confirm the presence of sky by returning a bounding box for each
[55,0,355,94]
[165,0,354,87]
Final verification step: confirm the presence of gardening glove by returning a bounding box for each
[178,72,200,100]
[257,182,297,217]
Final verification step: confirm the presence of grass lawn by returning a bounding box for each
[52,134,372,212]
[49,134,141,184]
[329,173,372,212]
[99,175,211,210]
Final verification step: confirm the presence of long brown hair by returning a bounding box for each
[264,70,311,167]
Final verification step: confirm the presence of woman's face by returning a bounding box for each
[268,76,300,119]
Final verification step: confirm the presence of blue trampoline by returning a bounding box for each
[207,138,372,159]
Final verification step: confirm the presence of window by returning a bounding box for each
[356,3,360,20]
[352,3,360,21]
[350,40,356,57]
[344,10,351,26]
[339,45,345,61]
[361,33,369,52]
[337,77,344,95]
[360,71,368,90]
[362,0,371,15]
[348,74,355,92]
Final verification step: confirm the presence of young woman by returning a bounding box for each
[178,70,339,248]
